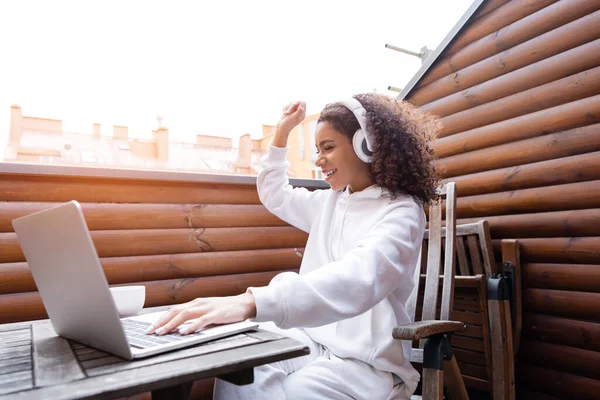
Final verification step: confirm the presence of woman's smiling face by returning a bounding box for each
[314,121,374,193]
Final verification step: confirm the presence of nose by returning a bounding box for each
[315,154,325,168]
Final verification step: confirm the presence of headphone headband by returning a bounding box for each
[336,98,374,163]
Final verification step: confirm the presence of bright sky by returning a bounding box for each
[0,0,474,146]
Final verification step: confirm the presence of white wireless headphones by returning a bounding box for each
[336,98,374,163]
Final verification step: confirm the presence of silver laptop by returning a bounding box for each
[12,200,258,360]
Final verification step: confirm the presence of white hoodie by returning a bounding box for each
[249,145,423,394]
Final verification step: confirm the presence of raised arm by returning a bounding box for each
[257,102,329,232]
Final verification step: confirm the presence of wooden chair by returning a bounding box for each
[424,220,522,399]
[393,182,469,400]
[448,220,521,353]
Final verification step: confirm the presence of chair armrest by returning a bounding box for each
[392,320,466,340]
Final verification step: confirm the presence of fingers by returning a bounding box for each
[145,300,203,334]
[145,306,180,334]
[282,101,306,116]
[145,295,247,336]
[294,102,307,119]
[153,307,206,336]
[282,102,297,116]
[178,313,215,335]
[146,298,205,335]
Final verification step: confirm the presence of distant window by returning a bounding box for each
[40,155,61,164]
[309,120,318,162]
[80,150,97,163]
[312,168,323,180]
[298,124,305,160]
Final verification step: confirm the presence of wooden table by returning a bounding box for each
[0,311,309,400]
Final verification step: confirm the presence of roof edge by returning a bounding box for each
[397,0,486,100]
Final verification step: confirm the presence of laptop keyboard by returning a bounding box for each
[121,319,205,349]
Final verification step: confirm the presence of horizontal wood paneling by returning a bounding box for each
[522,263,600,293]
[516,390,564,400]
[422,38,600,118]
[0,248,304,295]
[419,0,600,95]
[440,122,600,181]
[412,10,600,105]
[0,271,287,324]
[523,313,600,352]
[519,339,600,380]
[416,12,600,107]
[418,0,559,87]
[432,94,600,158]
[0,202,285,232]
[523,289,600,321]
[518,364,600,400]
[457,180,600,218]
[0,227,308,263]
[447,147,600,194]
[492,237,600,264]
[0,175,261,204]
[474,0,511,19]
[460,209,600,238]
[438,66,600,136]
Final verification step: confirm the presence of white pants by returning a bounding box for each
[213,323,411,400]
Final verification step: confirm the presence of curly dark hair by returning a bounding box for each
[317,93,440,205]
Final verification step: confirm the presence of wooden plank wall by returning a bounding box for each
[404,1,600,398]
[0,172,309,325]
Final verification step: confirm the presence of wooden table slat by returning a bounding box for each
[0,380,33,396]
[0,344,29,354]
[86,333,259,377]
[0,371,30,386]
[32,323,85,387]
[0,347,30,361]
[0,323,35,334]
[0,340,30,348]
[81,356,124,370]
[245,329,286,342]
[73,347,101,356]
[77,350,112,362]
[0,356,30,369]
[0,331,30,340]
[0,360,32,375]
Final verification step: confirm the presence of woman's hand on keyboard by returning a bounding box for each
[145,292,256,335]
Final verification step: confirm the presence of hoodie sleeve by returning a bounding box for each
[248,202,425,328]
[257,145,329,233]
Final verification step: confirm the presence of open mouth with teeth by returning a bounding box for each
[324,169,337,181]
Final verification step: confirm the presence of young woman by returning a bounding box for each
[147,93,439,399]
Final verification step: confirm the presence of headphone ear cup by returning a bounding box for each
[353,129,374,163]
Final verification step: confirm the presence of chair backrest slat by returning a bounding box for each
[440,183,456,321]
[415,182,457,327]
[456,236,470,275]
[467,235,484,275]
[421,202,442,322]
[477,221,495,276]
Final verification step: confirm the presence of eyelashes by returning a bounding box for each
[316,146,333,155]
